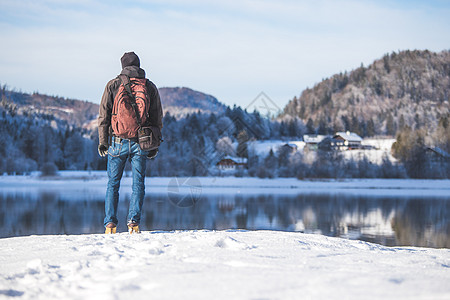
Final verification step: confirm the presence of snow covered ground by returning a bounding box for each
[247,138,398,165]
[1,230,449,300]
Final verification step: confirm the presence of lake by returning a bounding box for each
[0,177,449,248]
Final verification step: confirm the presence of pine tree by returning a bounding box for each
[306,118,315,134]
[386,113,396,136]
[236,130,249,158]
[364,119,373,137]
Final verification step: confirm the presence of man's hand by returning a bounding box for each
[98,144,108,157]
[147,149,158,159]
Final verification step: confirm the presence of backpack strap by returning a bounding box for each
[119,74,143,129]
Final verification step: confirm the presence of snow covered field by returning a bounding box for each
[248,138,398,165]
[1,230,449,300]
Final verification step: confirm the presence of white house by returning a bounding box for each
[333,131,363,149]
[216,155,248,170]
[303,135,328,150]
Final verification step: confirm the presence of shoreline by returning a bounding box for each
[1,174,449,197]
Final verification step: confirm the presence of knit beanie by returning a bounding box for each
[121,52,140,69]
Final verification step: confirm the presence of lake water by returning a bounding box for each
[0,182,449,248]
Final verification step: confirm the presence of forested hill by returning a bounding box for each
[159,87,227,117]
[0,81,302,174]
[0,84,241,172]
[282,50,450,136]
[0,87,99,128]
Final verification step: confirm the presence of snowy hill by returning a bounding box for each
[0,88,98,129]
[159,87,227,118]
[0,230,449,299]
[282,50,450,136]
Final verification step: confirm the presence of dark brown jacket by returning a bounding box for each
[98,66,163,146]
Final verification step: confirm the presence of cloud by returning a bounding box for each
[0,0,449,108]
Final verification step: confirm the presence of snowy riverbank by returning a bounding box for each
[1,230,449,300]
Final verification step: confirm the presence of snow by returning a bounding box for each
[247,139,304,155]
[0,231,449,299]
[246,137,398,165]
[288,140,306,150]
[248,140,285,156]
[341,149,398,164]
[362,138,396,150]
[46,106,74,114]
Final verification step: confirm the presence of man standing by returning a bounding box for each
[98,52,163,234]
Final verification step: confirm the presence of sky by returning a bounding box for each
[0,0,449,110]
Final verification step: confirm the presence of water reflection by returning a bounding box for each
[0,189,449,248]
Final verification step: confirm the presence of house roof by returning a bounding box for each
[288,141,306,150]
[303,135,328,144]
[282,143,298,149]
[334,131,362,143]
[248,140,303,156]
[220,155,248,164]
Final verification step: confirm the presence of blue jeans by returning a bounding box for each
[104,138,148,227]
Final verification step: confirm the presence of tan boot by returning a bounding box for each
[128,223,140,234]
[105,222,117,234]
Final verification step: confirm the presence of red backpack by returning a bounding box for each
[111,75,150,138]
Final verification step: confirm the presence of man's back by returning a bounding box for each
[97,52,163,234]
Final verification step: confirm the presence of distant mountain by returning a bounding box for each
[159,87,227,118]
[282,50,450,136]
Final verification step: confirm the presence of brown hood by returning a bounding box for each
[121,66,146,78]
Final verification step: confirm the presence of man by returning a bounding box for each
[98,52,163,234]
